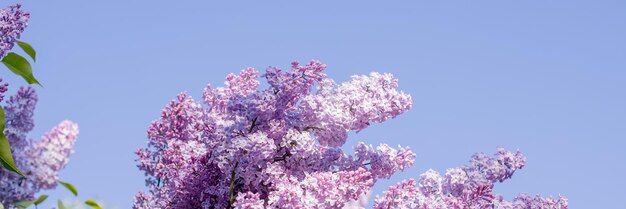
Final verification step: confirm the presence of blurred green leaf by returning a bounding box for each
[14,200,33,209]
[57,200,67,209]
[16,41,36,62]
[1,52,41,86]
[0,107,23,176]
[85,199,102,209]
[33,195,48,205]
[1,202,5,209]
[59,180,78,196]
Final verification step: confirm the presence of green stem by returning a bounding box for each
[227,161,239,209]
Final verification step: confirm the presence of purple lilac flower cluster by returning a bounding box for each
[134,60,567,209]
[134,60,413,209]
[0,86,79,208]
[373,148,568,209]
[0,4,29,58]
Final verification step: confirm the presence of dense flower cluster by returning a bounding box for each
[373,148,568,209]
[134,61,413,209]
[134,60,567,208]
[0,86,79,208]
[0,3,29,58]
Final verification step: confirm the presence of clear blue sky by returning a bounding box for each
[6,0,624,208]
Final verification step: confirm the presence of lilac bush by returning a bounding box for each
[0,86,79,208]
[134,60,567,209]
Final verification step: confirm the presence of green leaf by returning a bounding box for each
[57,200,68,209]
[1,202,5,209]
[59,180,78,196]
[1,52,41,86]
[33,195,48,205]
[0,107,24,176]
[85,199,102,209]
[14,200,33,209]
[16,41,36,62]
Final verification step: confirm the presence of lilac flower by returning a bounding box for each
[372,179,421,209]
[135,60,415,208]
[25,120,78,189]
[418,169,442,196]
[296,72,412,146]
[0,4,29,58]
[504,194,568,209]
[4,87,37,139]
[373,148,568,209]
[352,142,415,179]
[264,168,373,209]
[442,167,468,197]
[234,192,264,209]
[0,87,79,208]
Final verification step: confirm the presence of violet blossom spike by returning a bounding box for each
[26,120,79,189]
[373,148,568,209]
[0,4,29,58]
[4,87,37,139]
